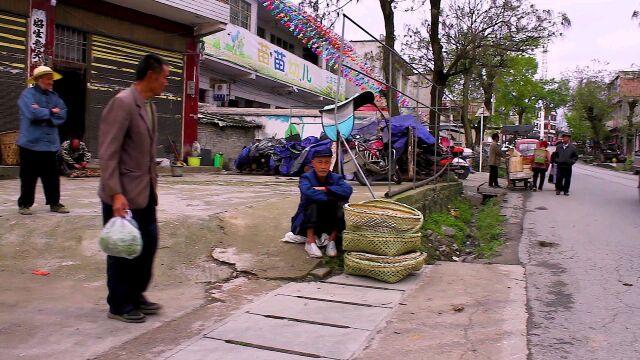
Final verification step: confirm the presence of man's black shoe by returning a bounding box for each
[138,299,162,315]
[556,191,561,195]
[108,310,146,323]
[564,192,569,196]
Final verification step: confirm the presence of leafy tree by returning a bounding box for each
[404,0,570,130]
[540,78,571,114]
[494,56,545,125]
[564,110,591,142]
[564,75,613,161]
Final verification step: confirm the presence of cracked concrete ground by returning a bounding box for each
[0,173,399,359]
[0,174,312,360]
[521,164,640,359]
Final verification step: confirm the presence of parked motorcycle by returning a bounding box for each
[348,134,402,186]
[413,144,452,177]
[447,146,472,180]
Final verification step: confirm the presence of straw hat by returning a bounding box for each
[28,66,62,84]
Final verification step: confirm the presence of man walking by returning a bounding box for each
[553,133,578,196]
[488,133,506,188]
[98,54,169,323]
[16,66,69,215]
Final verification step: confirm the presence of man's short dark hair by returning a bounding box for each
[135,54,167,81]
[491,133,500,141]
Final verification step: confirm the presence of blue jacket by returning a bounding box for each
[291,170,353,234]
[16,86,67,152]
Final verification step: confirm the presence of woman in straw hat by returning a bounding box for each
[16,65,69,215]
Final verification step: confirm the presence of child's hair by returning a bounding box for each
[491,133,500,141]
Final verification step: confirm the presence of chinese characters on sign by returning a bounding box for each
[204,24,344,100]
[273,50,286,73]
[30,9,47,67]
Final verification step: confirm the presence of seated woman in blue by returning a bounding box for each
[291,148,353,258]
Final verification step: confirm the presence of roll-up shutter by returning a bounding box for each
[0,12,27,132]
[86,35,184,156]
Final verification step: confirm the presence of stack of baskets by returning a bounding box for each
[343,199,426,283]
[0,131,19,166]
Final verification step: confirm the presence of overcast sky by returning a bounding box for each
[338,0,640,79]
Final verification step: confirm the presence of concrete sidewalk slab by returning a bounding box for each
[322,270,425,291]
[246,294,391,330]
[168,338,331,360]
[354,262,527,360]
[205,313,370,359]
[276,282,403,308]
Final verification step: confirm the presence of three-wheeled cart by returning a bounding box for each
[506,158,532,190]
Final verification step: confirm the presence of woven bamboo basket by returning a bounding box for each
[344,252,427,283]
[342,230,421,256]
[346,252,426,271]
[344,199,423,233]
[0,131,19,166]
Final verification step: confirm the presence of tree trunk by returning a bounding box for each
[626,100,637,157]
[517,111,524,125]
[474,66,497,149]
[430,71,446,130]
[587,107,604,162]
[461,71,473,147]
[380,0,399,117]
[474,121,482,148]
[429,0,444,128]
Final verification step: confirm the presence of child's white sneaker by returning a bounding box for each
[325,241,337,257]
[305,242,323,258]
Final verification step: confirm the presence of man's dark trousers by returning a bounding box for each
[102,191,158,315]
[489,165,499,187]
[532,168,546,190]
[17,146,60,207]
[555,165,572,193]
[298,201,346,236]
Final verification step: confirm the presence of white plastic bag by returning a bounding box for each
[99,210,142,259]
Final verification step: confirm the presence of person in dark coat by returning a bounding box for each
[99,54,169,323]
[553,133,579,196]
[291,148,353,258]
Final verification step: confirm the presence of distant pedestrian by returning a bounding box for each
[531,141,551,191]
[99,54,169,323]
[553,133,578,196]
[488,133,506,188]
[16,66,69,215]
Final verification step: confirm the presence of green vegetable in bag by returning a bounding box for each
[99,211,142,259]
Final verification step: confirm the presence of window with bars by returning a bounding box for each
[54,25,86,65]
[230,0,251,30]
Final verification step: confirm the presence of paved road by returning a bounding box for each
[521,163,640,359]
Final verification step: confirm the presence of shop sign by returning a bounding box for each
[204,24,344,100]
[29,9,47,67]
